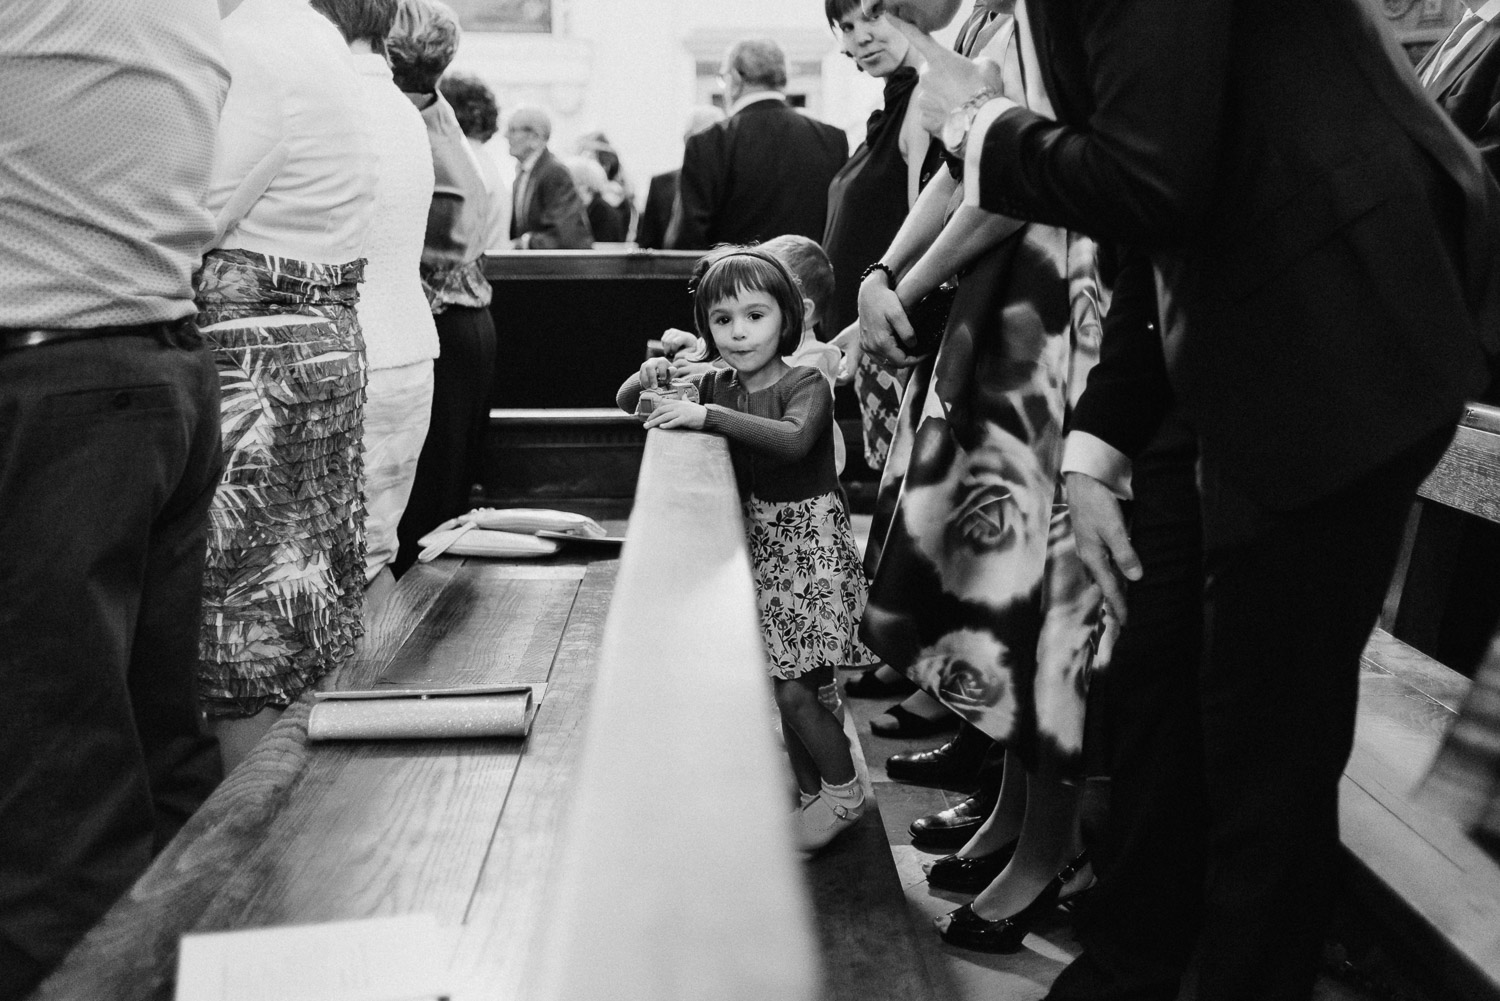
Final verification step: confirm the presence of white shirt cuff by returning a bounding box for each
[963,97,1021,207]
[1062,431,1134,500]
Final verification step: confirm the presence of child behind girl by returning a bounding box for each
[616,247,875,852]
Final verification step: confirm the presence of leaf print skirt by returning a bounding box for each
[744,491,879,680]
[195,249,368,718]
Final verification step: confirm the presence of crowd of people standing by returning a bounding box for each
[4,0,1500,999]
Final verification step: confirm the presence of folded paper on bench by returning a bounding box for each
[307,685,538,741]
[176,913,450,1001]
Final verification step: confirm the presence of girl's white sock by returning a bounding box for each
[821,775,864,810]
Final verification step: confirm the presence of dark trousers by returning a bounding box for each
[0,335,224,1000]
[394,304,497,576]
[1052,420,1452,1001]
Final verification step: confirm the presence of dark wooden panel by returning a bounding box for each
[806,803,943,1001]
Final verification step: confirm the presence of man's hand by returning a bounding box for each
[1064,471,1142,625]
[887,18,1005,136]
[643,399,708,430]
[858,274,920,368]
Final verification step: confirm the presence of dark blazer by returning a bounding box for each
[510,147,593,250]
[635,169,678,250]
[980,0,1500,509]
[667,97,848,250]
[1418,17,1500,181]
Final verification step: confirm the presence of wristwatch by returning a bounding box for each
[941,88,999,157]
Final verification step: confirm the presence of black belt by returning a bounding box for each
[0,319,200,353]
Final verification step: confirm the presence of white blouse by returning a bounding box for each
[209,0,376,265]
[351,53,440,371]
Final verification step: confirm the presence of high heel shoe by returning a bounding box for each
[935,850,1090,953]
[925,839,1018,893]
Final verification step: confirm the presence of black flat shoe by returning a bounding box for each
[869,703,961,739]
[935,850,1090,953]
[926,839,1018,893]
[885,724,995,788]
[843,668,917,699]
[909,792,996,850]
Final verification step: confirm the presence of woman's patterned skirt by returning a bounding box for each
[195,249,367,719]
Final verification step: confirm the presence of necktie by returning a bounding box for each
[1422,8,1483,87]
[513,168,531,228]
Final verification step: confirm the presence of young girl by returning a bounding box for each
[616,248,873,852]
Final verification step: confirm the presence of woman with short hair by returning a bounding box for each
[387,0,499,576]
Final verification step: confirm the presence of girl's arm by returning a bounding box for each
[701,369,832,463]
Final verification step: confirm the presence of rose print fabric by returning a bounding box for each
[862,223,1111,780]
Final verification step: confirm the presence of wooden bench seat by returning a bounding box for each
[35,428,938,1001]
[1341,403,1500,1000]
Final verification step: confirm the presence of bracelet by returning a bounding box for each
[860,261,895,286]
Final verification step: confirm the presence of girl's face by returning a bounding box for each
[707,289,785,378]
[834,6,912,77]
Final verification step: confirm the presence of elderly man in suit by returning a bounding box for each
[666,39,848,249]
[866,1,1500,998]
[505,105,592,250]
[636,106,723,251]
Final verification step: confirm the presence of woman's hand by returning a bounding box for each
[643,399,708,430]
[832,321,863,385]
[639,357,672,390]
[858,272,920,368]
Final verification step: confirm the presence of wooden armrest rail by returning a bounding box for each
[519,429,820,1001]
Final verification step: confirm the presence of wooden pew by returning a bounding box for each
[1343,402,1500,1000]
[33,425,935,1001]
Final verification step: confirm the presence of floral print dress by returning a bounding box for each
[861,12,1112,780]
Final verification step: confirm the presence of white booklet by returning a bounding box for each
[176,913,451,1001]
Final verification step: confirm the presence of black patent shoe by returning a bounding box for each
[843,667,917,699]
[885,724,994,788]
[926,839,1018,893]
[870,703,961,739]
[935,850,1090,953]
[909,793,996,850]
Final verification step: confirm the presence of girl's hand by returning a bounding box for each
[639,357,672,390]
[643,400,708,430]
[670,357,718,381]
[831,321,862,385]
[660,328,700,357]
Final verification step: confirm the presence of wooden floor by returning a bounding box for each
[842,514,1431,1001]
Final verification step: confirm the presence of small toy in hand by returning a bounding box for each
[634,357,699,419]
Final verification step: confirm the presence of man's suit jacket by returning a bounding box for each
[977,0,1500,509]
[635,169,678,250]
[1418,15,1500,181]
[667,98,848,250]
[510,147,592,250]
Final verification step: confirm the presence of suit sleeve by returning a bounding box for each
[1474,74,1500,184]
[967,0,1232,247]
[1069,246,1173,459]
[669,130,719,250]
[525,166,594,250]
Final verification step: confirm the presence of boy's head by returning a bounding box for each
[759,234,835,334]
